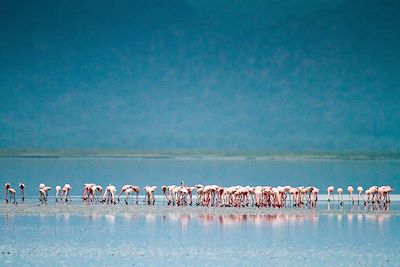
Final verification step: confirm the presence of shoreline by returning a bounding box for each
[1,151,400,161]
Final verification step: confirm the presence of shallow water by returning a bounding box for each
[1,205,399,266]
[1,158,399,266]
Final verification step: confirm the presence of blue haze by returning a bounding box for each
[0,0,400,151]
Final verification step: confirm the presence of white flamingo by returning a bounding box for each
[347,186,354,204]
[55,186,62,202]
[61,184,72,202]
[143,186,157,205]
[337,188,343,206]
[357,186,364,205]
[102,184,117,204]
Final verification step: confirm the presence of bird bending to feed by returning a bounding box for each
[143,186,157,205]
[102,184,117,204]
[61,184,72,202]
[5,183,11,203]
[55,186,62,202]
[38,183,52,204]
[357,186,364,204]
[337,187,343,206]
[327,186,334,202]
[19,183,25,202]
[5,183,17,204]
[347,186,354,205]
[117,185,140,204]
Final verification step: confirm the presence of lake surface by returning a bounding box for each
[1,158,399,266]
[1,206,399,266]
[0,157,399,196]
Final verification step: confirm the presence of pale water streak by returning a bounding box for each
[1,207,399,266]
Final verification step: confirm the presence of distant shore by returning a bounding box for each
[1,150,400,160]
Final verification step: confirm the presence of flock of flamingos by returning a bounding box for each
[4,182,394,208]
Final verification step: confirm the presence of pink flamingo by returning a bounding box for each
[380,186,393,204]
[288,187,299,206]
[254,186,263,207]
[337,188,343,205]
[122,186,139,204]
[38,184,51,204]
[55,186,62,202]
[102,184,117,204]
[367,186,378,203]
[122,187,138,204]
[82,183,96,201]
[347,186,354,204]
[143,186,157,205]
[5,183,10,203]
[327,186,335,202]
[61,184,72,202]
[311,187,319,207]
[91,185,103,202]
[8,188,17,204]
[161,185,169,204]
[357,186,364,205]
[5,184,17,204]
[117,185,134,202]
[196,185,205,206]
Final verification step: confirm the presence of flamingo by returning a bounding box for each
[55,186,62,202]
[88,185,103,202]
[195,185,204,206]
[8,188,17,204]
[178,186,189,206]
[262,187,272,207]
[39,184,51,204]
[288,187,299,206]
[161,185,169,204]
[143,186,157,205]
[19,183,25,202]
[44,186,52,199]
[127,186,140,204]
[5,183,10,203]
[187,186,196,206]
[61,184,72,202]
[117,185,134,202]
[347,186,354,204]
[337,188,343,206]
[102,184,117,204]
[123,188,135,204]
[297,186,306,205]
[368,186,378,203]
[357,186,364,205]
[379,186,393,204]
[82,183,96,201]
[254,186,263,207]
[327,186,335,202]
[311,187,319,207]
